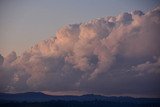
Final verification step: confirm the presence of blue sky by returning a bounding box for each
[0,0,159,56]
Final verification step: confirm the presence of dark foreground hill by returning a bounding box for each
[0,92,160,107]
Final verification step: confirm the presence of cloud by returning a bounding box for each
[133,56,160,74]
[0,7,160,97]
[0,54,4,66]
[3,51,17,65]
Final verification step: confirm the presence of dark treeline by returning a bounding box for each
[0,100,160,107]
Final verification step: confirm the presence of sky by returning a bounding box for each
[0,0,160,56]
[0,0,160,98]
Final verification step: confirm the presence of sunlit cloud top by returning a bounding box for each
[0,0,160,55]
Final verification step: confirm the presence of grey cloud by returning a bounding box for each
[0,54,4,65]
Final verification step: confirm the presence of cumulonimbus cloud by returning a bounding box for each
[0,7,160,97]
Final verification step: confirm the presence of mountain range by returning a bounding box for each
[0,92,160,103]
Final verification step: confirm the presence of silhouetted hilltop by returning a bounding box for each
[0,92,160,107]
[0,92,160,102]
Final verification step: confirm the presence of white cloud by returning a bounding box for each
[0,7,160,97]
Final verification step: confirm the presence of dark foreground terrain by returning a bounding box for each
[1,100,160,107]
[0,92,160,107]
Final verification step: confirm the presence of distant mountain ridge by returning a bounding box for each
[0,92,160,103]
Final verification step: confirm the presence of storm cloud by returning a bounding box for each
[0,7,160,97]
